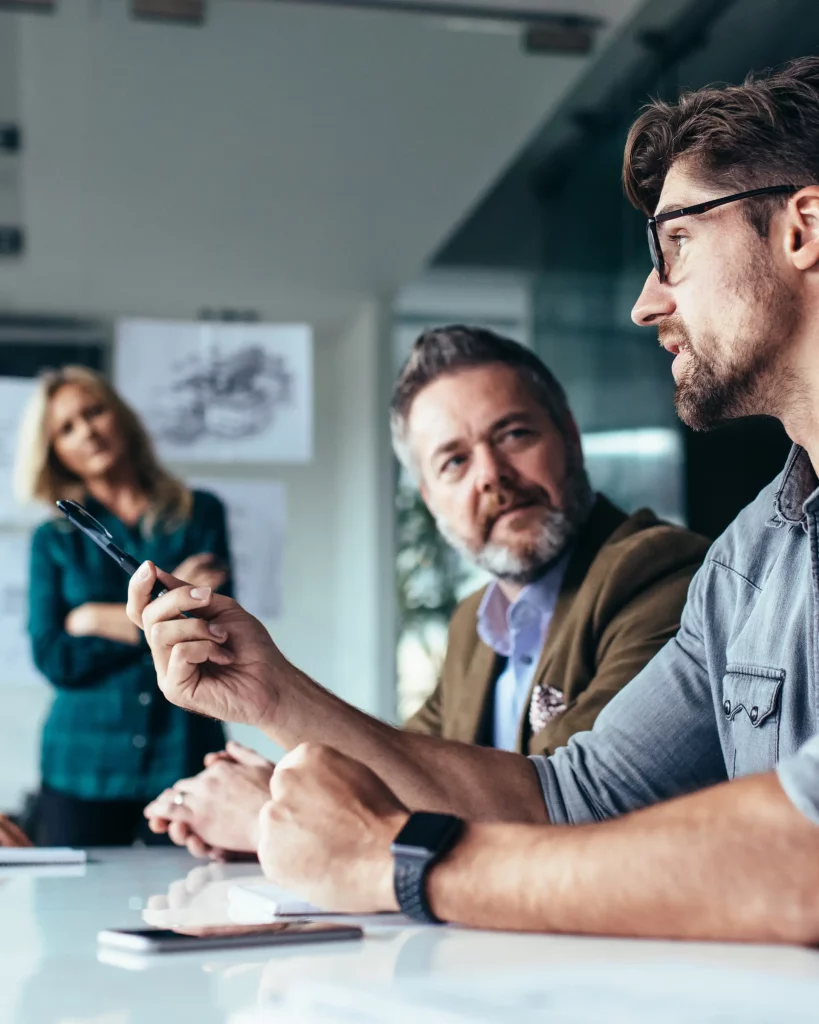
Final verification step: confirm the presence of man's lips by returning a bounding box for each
[488,501,540,533]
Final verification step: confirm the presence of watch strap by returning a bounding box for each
[393,854,442,924]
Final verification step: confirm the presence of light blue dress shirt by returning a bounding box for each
[477,553,571,752]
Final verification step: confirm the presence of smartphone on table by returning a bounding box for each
[97,920,363,954]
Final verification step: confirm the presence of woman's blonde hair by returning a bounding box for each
[14,365,192,532]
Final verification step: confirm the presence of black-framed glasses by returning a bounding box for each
[647,184,799,284]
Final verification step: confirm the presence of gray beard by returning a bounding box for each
[435,464,594,585]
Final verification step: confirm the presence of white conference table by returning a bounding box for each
[2,847,819,1023]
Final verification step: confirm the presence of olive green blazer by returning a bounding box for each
[405,495,709,756]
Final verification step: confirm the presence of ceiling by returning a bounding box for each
[0,0,648,332]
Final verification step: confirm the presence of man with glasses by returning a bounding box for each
[128,56,819,942]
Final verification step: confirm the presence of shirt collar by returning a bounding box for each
[477,550,571,658]
[771,445,819,528]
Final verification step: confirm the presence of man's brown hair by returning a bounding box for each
[623,56,819,234]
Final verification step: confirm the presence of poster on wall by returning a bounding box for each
[188,477,286,621]
[115,319,313,463]
[0,376,42,526]
[0,531,41,687]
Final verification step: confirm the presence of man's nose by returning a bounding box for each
[631,270,676,327]
[473,445,509,492]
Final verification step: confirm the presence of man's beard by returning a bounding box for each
[435,450,594,585]
[664,262,800,431]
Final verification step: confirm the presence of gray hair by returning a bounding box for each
[389,324,577,478]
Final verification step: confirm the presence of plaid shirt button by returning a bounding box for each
[132,735,147,749]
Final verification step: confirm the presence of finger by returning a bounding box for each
[226,741,273,770]
[126,561,182,629]
[144,788,193,821]
[143,787,176,818]
[186,835,212,859]
[164,642,235,700]
[168,820,193,848]
[141,587,222,642]
[146,816,171,834]
[150,616,231,652]
[204,750,236,768]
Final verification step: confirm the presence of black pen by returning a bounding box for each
[56,499,171,603]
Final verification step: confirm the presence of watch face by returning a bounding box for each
[393,812,461,855]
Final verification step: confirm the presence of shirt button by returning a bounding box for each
[132,735,147,749]
[723,699,732,716]
[750,706,759,723]
[520,655,533,666]
[138,692,152,706]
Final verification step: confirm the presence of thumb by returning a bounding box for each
[226,740,273,770]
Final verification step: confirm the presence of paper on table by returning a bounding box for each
[228,884,411,927]
[0,846,86,865]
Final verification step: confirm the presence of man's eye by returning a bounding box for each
[441,454,466,474]
[668,233,688,251]
[502,428,532,442]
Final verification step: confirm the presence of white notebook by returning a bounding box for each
[0,847,86,866]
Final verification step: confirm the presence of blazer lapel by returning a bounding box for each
[515,495,628,752]
[449,639,500,745]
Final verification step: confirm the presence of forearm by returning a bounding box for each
[265,668,547,823]
[82,604,141,645]
[427,773,819,942]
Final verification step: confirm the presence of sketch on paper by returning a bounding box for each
[154,346,293,446]
[115,320,313,463]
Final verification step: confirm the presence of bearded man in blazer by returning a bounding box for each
[399,325,708,756]
[145,323,709,858]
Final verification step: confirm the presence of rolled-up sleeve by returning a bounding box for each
[777,735,819,824]
[530,562,727,824]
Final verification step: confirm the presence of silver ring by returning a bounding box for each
[172,791,187,807]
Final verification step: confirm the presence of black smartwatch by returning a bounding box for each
[390,811,463,924]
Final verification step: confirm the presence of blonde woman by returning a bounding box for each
[16,366,233,846]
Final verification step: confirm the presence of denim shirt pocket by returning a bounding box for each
[721,664,785,778]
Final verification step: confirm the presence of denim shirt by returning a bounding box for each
[532,445,819,827]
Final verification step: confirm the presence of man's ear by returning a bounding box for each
[787,187,819,271]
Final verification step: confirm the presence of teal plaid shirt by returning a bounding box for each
[28,490,231,802]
